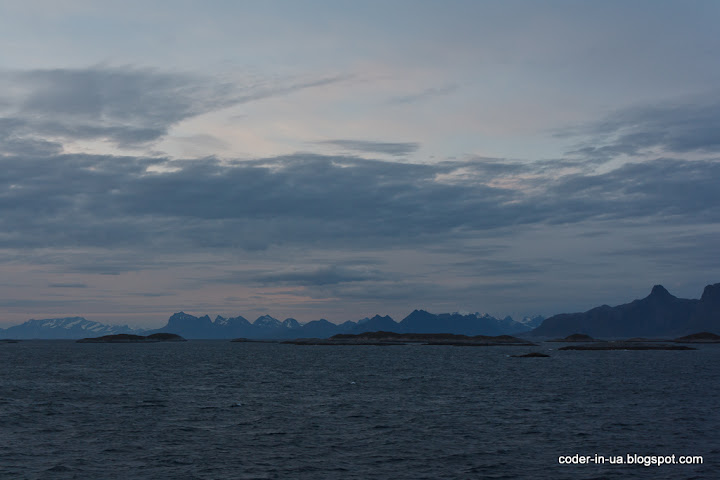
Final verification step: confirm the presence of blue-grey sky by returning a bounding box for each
[1,1,719,327]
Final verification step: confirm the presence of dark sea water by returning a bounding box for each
[1,341,718,479]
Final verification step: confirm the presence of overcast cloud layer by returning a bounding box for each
[1,2,719,326]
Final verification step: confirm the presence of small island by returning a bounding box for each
[283,331,536,346]
[548,333,600,342]
[673,332,720,343]
[230,338,279,343]
[554,331,720,349]
[558,342,694,351]
[624,337,671,342]
[77,333,186,343]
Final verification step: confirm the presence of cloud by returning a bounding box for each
[0,67,227,148]
[542,157,720,223]
[48,283,88,288]
[601,231,720,269]
[0,119,63,156]
[0,153,523,252]
[319,139,420,156]
[254,265,382,286]
[0,67,348,150]
[231,74,350,104]
[449,258,545,276]
[387,84,458,105]
[561,97,720,161]
[0,298,83,308]
[1,152,719,259]
[302,277,538,304]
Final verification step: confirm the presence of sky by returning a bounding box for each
[1,1,719,327]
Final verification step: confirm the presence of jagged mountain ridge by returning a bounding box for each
[530,283,720,338]
[0,310,540,339]
[149,310,535,339]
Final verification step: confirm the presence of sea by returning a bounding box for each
[1,341,718,479]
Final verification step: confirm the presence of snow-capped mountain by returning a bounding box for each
[0,317,136,339]
[253,315,282,329]
[517,315,545,329]
[282,318,302,329]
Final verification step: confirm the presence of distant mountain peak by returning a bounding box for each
[254,315,281,328]
[404,309,434,319]
[649,284,673,298]
[282,318,301,329]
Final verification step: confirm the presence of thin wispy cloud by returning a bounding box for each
[319,139,420,156]
[254,266,383,286]
[48,283,88,289]
[387,84,458,105]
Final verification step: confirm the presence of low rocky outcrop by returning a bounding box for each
[511,352,550,358]
[77,333,186,343]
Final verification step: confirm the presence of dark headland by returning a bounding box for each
[530,282,720,338]
[77,333,186,343]
[282,331,536,346]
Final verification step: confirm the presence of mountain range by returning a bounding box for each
[0,311,544,340]
[529,283,720,338]
[5,282,718,340]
